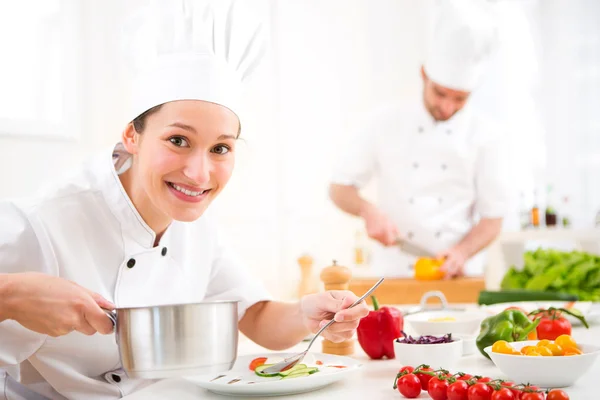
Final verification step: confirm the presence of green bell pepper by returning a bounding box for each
[476,309,540,359]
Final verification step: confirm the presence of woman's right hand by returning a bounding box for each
[2,272,115,337]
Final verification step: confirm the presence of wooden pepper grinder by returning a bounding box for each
[319,259,354,356]
[297,253,318,298]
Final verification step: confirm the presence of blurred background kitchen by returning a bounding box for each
[0,0,599,301]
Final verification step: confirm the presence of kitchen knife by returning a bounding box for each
[395,238,435,258]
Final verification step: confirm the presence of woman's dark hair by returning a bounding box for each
[131,103,242,137]
[132,104,163,133]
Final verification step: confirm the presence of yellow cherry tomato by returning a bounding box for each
[523,346,542,355]
[526,350,541,356]
[555,335,577,350]
[545,343,563,356]
[492,340,515,354]
[536,346,553,356]
[520,345,536,355]
[536,339,552,348]
[562,346,583,355]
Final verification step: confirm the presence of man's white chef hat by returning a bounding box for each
[423,0,498,92]
[121,0,265,126]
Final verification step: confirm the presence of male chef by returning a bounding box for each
[329,0,511,278]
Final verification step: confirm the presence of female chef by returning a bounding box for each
[0,1,368,399]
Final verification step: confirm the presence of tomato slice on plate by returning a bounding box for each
[248,357,267,371]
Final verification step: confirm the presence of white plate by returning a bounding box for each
[185,352,362,397]
[480,301,600,326]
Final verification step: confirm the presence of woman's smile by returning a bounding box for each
[166,181,212,203]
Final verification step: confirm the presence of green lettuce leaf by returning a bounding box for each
[500,267,528,289]
[499,248,600,296]
[525,264,567,291]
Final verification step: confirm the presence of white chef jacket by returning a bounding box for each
[331,100,510,277]
[0,143,272,400]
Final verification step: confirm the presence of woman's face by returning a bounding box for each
[122,100,239,223]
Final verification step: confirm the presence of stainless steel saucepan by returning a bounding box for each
[104,300,239,379]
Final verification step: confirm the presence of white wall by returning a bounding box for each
[535,0,600,227]
[0,1,129,197]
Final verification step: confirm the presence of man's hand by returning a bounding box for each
[300,291,369,343]
[436,247,468,279]
[360,204,399,246]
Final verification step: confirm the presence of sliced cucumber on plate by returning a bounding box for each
[254,364,280,377]
[255,363,319,379]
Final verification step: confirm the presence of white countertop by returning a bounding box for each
[122,322,598,399]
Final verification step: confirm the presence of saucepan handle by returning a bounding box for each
[102,308,117,328]
[419,290,449,310]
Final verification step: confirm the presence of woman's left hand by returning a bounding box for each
[300,290,369,343]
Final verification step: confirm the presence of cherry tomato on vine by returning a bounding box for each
[396,373,421,398]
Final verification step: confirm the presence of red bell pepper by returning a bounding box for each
[356,296,404,359]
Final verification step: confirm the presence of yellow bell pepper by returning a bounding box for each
[414,257,445,280]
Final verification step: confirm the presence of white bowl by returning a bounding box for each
[405,310,488,336]
[455,334,478,356]
[484,340,600,388]
[393,337,463,370]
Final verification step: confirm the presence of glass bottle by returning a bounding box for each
[561,196,571,228]
[354,230,366,266]
[545,185,557,227]
[531,190,540,228]
[519,191,530,230]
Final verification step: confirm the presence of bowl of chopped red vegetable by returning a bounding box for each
[393,332,463,370]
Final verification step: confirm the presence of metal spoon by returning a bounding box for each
[261,277,385,375]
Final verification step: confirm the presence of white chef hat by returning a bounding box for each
[120,0,265,126]
[423,0,498,92]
